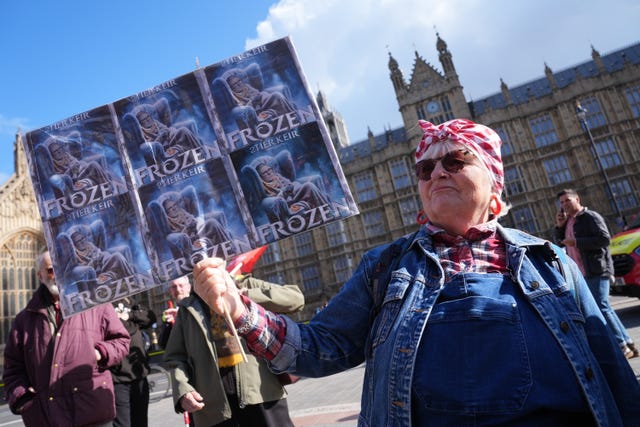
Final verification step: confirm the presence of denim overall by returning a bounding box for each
[274,226,640,426]
[411,272,595,426]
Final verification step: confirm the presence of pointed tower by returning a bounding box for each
[367,126,377,152]
[591,45,606,74]
[390,32,470,138]
[544,63,557,90]
[388,51,406,94]
[500,78,513,105]
[316,90,350,149]
[436,32,458,82]
[14,132,27,177]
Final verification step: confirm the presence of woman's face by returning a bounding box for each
[418,147,493,234]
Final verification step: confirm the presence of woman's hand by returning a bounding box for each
[193,257,246,321]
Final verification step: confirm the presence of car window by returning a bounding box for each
[626,217,640,231]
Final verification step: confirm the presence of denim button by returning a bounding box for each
[585,367,594,379]
[530,281,540,290]
[560,321,570,332]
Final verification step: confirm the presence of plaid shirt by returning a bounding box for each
[235,295,286,361]
[236,220,508,361]
[424,220,508,281]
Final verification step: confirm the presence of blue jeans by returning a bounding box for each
[585,276,631,346]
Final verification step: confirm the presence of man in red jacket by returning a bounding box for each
[3,250,130,427]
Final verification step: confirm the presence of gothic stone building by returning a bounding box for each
[1,36,639,329]
[0,137,175,352]
[253,35,640,318]
[0,139,45,344]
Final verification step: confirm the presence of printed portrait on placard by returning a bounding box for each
[115,72,220,187]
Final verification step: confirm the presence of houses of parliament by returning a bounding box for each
[1,35,639,350]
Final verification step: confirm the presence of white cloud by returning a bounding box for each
[245,0,639,141]
[0,113,29,137]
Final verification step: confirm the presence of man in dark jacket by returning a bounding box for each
[111,298,156,427]
[3,250,130,427]
[555,188,638,359]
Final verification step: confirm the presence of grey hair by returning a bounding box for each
[420,139,511,219]
[35,250,50,271]
[169,275,192,289]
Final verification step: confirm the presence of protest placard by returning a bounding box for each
[22,37,358,316]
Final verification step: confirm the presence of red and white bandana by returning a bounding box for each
[415,119,504,194]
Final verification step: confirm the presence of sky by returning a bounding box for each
[1,0,639,184]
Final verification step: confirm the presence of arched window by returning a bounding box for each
[0,231,45,325]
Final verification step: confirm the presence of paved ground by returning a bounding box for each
[142,363,364,427]
[612,295,640,375]
[284,365,363,427]
[1,295,639,427]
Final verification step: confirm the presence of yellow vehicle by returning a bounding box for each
[610,217,640,298]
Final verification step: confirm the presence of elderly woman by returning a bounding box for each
[193,119,640,426]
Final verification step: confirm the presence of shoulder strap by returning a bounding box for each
[370,231,418,320]
[529,242,580,309]
[552,245,580,309]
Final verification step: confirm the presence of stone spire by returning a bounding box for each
[14,132,27,177]
[591,44,605,74]
[388,51,406,93]
[544,62,557,90]
[436,32,457,79]
[500,78,512,105]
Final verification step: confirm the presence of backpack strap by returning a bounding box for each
[551,244,580,310]
[369,231,418,321]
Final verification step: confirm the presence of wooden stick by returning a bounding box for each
[229,262,243,276]
[222,263,248,363]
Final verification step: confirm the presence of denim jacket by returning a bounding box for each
[271,225,640,426]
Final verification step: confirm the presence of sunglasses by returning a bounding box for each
[415,150,474,181]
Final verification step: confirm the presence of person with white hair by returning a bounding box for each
[192,119,640,426]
